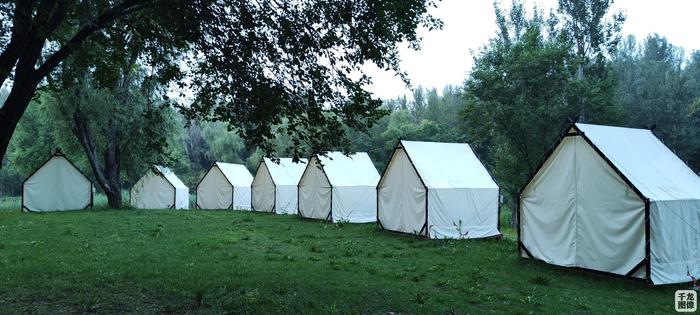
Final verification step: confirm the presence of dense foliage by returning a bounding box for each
[1,0,700,228]
[0,0,440,166]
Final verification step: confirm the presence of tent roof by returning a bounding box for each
[316,152,380,187]
[575,123,700,201]
[215,162,253,186]
[399,140,498,189]
[263,157,307,186]
[153,165,188,189]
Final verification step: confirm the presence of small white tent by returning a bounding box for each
[377,140,500,239]
[22,150,93,212]
[252,157,307,214]
[298,152,379,222]
[519,123,700,285]
[131,165,189,209]
[196,162,253,210]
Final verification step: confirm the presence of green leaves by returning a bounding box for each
[462,0,624,204]
[176,0,439,160]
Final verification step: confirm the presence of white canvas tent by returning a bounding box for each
[22,150,93,212]
[131,165,189,209]
[519,123,700,285]
[377,140,500,239]
[252,157,307,214]
[298,152,379,222]
[196,162,253,210]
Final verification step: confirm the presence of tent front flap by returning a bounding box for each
[132,169,176,209]
[252,162,275,212]
[521,136,646,277]
[298,157,332,219]
[23,155,92,211]
[377,147,426,234]
[197,166,234,209]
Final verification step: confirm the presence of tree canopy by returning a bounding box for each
[0,0,441,163]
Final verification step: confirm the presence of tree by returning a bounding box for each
[0,0,440,165]
[44,76,183,208]
[612,34,700,170]
[462,1,622,227]
[558,0,625,78]
[558,0,625,120]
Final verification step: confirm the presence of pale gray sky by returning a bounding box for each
[365,0,700,100]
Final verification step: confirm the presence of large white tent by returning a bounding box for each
[131,165,189,209]
[22,150,93,212]
[196,162,253,210]
[377,140,500,239]
[298,152,379,222]
[519,123,700,285]
[252,157,307,214]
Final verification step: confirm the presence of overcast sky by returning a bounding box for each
[364,0,700,100]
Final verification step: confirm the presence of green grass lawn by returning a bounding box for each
[0,196,688,314]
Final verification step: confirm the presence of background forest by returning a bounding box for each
[2,1,700,226]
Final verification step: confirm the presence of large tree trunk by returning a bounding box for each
[0,82,40,164]
[71,106,123,209]
[103,114,122,209]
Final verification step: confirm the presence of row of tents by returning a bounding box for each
[17,123,700,285]
[22,142,502,240]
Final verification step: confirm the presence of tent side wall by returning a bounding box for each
[650,200,700,284]
[197,166,233,210]
[298,157,332,220]
[131,170,176,209]
[427,187,499,239]
[275,185,298,214]
[252,162,276,212]
[331,185,377,223]
[233,186,252,210]
[520,135,646,278]
[175,187,189,209]
[377,147,426,234]
[22,156,92,212]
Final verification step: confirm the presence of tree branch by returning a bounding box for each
[34,0,156,81]
[0,0,32,87]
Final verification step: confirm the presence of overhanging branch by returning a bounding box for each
[34,0,157,81]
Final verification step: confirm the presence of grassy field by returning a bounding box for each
[0,196,689,314]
